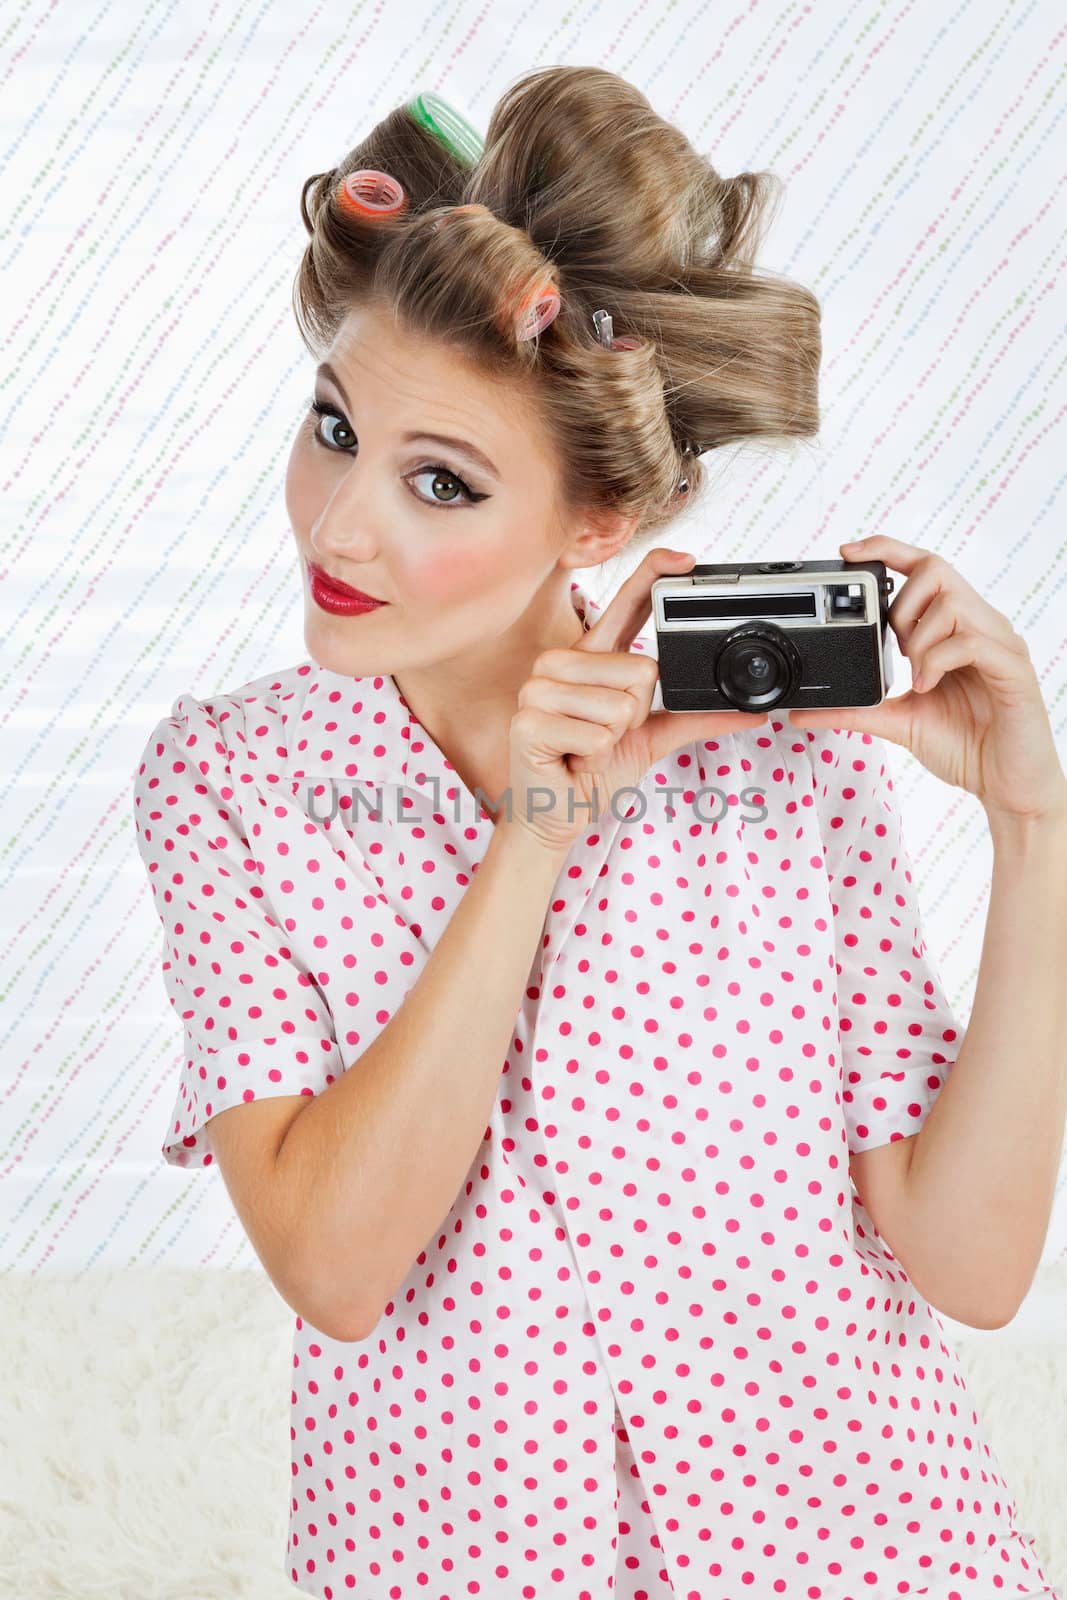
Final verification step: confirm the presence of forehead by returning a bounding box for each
[325,305,542,446]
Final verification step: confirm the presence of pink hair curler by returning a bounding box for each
[514,282,561,342]
[337,169,407,220]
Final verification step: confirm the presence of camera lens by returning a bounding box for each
[715,624,799,710]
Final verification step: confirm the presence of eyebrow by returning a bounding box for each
[315,360,501,482]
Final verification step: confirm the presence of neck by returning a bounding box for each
[391,575,588,769]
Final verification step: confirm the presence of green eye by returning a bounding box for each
[305,398,490,510]
[309,400,354,450]
[410,467,467,505]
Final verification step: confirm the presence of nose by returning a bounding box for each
[307,473,383,569]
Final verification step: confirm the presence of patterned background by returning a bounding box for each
[4,3,1065,1285]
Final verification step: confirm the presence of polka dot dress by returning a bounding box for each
[132,576,1060,1600]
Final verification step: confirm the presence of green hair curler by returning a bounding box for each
[405,90,484,167]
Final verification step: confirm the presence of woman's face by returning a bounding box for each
[285,303,600,681]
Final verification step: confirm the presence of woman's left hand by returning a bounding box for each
[786,535,1067,827]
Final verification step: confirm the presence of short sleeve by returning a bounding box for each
[132,691,345,1171]
[798,724,965,1156]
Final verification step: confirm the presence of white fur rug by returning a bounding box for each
[2,1265,1064,1598]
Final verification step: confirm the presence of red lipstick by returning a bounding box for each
[307,560,388,616]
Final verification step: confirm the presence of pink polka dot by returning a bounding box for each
[130,585,1050,1600]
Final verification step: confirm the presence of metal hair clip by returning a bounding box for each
[675,440,705,495]
[593,307,641,352]
[593,309,697,490]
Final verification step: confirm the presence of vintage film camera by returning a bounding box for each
[652,558,896,713]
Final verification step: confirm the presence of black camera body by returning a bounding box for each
[652,558,896,714]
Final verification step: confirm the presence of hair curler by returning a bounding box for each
[514,283,561,342]
[337,169,407,221]
[405,90,485,167]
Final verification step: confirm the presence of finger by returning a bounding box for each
[577,547,697,657]
[897,591,1008,678]
[886,554,952,640]
[839,535,932,575]
[533,645,660,692]
[896,591,960,672]
[531,647,661,728]
[893,584,1019,655]
[520,676,646,738]
[513,706,622,762]
[887,553,1016,648]
[788,694,917,751]
[643,706,770,770]
[911,627,1033,701]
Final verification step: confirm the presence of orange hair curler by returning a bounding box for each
[337,169,407,221]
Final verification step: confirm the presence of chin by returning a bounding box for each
[304,619,394,680]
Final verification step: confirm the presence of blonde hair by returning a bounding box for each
[292,65,822,546]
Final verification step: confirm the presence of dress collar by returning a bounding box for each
[280,571,648,799]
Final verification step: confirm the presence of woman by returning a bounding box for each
[132,68,1067,1600]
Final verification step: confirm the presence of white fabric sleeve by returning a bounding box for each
[797,724,965,1155]
[132,691,344,1171]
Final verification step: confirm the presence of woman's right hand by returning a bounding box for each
[498,547,771,857]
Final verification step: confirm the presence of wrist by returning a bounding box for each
[985,788,1067,855]
[490,818,572,874]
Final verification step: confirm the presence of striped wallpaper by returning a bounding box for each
[3,3,1065,1278]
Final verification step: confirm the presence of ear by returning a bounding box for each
[560,504,643,570]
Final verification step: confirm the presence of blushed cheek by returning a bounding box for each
[405,543,504,606]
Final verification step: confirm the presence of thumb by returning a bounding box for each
[642,705,771,769]
[786,690,916,750]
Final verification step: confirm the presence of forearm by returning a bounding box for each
[904,806,1067,1326]
[275,821,568,1341]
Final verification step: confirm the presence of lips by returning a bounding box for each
[307,561,384,604]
